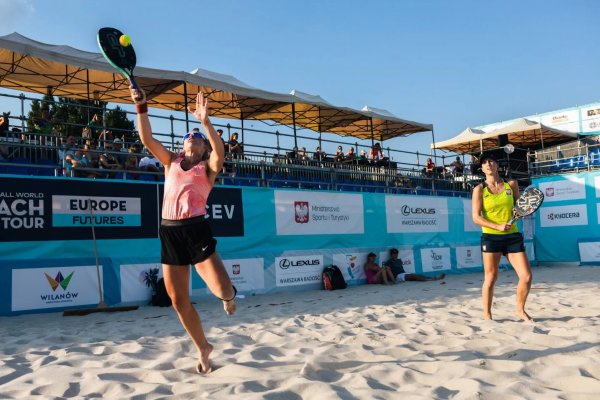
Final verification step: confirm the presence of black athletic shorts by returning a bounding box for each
[159,216,217,265]
[480,232,525,255]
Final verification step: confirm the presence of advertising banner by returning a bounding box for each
[274,191,364,235]
[539,204,588,227]
[386,196,449,233]
[333,252,367,281]
[120,263,162,304]
[0,178,158,241]
[462,199,479,232]
[12,265,102,311]
[538,177,586,202]
[223,258,265,292]
[455,246,483,269]
[420,247,452,272]
[578,241,600,264]
[275,254,323,287]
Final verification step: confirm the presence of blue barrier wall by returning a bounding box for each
[0,175,536,316]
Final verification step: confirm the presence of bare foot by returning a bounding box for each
[196,343,214,374]
[516,311,534,323]
[483,313,493,320]
[223,299,236,315]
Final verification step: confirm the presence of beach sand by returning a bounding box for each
[1,265,599,399]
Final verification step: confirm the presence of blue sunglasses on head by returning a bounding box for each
[183,132,206,141]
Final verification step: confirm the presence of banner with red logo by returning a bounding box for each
[274,191,364,235]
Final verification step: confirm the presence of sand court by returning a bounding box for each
[1,265,599,399]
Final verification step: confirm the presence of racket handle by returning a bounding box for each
[130,76,139,90]
[508,218,515,225]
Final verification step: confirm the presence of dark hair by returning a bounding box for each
[390,248,398,254]
[367,252,376,258]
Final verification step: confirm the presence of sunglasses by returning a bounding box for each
[183,132,206,141]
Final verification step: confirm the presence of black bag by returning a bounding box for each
[322,265,347,291]
[151,278,172,307]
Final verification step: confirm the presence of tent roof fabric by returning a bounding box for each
[0,32,432,140]
[433,119,577,153]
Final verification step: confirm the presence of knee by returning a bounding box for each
[520,272,532,285]
[169,293,191,313]
[483,274,497,288]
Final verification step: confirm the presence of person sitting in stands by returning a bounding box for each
[87,113,103,138]
[364,252,395,285]
[99,141,122,177]
[58,135,78,167]
[83,139,102,178]
[124,148,140,180]
[312,146,325,161]
[358,149,367,161]
[335,145,344,162]
[425,157,436,177]
[470,154,481,175]
[370,143,384,161]
[228,132,243,159]
[65,146,89,178]
[299,147,308,161]
[345,146,357,162]
[450,156,464,176]
[383,248,445,282]
[139,152,164,180]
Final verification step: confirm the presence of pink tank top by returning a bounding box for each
[161,154,211,220]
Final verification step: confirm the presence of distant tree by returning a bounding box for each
[104,105,135,142]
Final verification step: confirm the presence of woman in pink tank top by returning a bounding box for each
[130,87,236,374]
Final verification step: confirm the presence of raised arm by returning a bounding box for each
[129,87,174,167]
[188,92,224,183]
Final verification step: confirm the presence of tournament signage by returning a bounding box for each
[420,247,451,272]
[539,204,588,227]
[385,196,449,233]
[538,177,586,202]
[455,246,482,269]
[0,177,157,241]
[274,191,364,235]
[275,254,323,287]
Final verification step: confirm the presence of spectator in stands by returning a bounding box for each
[65,146,89,178]
[335,145,344,162]
[470,154,481,175]
[369,142,384,161]
[217,129,227,149]
[0,111,9,136]
[287,146,299,162]
[358,149,367,161]
[312,146,325,161]
[299,147,309,161]
[345,146,357,162]
[82,126,92,139]
[125,148,140,179]
[58,134,78,167]
[99,141,122,177]
[87,113,103,138]
[228,132,243,159]
[450,156,464,176]
[113,137,128,163]
[98,129,114,143]
[139,153,164,180]
[425,157,436,177]
[84,139,102,175]
[383,248,445,282]
[364,252,395,285]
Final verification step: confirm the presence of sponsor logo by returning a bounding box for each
[590,121,599,130]
[466,249,472,257]
[0,192,45,230]
[552,114,569,123]
[430,250,442,261]
[232,264,240,275]
[41,271,79,303]
[545,187,555,197]
[401,205,436,216]
[279,258,321,269]
[548,212,580,220]
[294,201,309,223]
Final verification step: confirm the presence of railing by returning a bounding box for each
[528,136,600,176]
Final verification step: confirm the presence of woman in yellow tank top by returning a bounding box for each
[472,153,533,322]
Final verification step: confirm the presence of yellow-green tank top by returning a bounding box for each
[481,182,518,235]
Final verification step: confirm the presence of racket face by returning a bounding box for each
[513,186,544,219]
[97,27,137,78]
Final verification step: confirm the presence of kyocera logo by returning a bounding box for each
[548,212,579,220]
[279,258,320,269]
[401,205,436,216]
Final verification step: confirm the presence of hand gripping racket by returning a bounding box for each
[509,185,544,225]
[97,27,138,89]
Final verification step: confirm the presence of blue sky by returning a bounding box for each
[1,0,599,159]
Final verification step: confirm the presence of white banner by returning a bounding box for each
[456,246,482,269]
[540,110,580,133]
[12,265,102,311]
[598,203,600,225]
[275,254,323,287]
[223,258,265,292]
[333,252,367,281]
[538,177,586,202]
[463,199,479,232]
[120,263,163,303]
[274,191,364,235]
[581,105,600,133]
[579,241,600,263]
[595,176,600,198]
[540,204,588,227]
[386,196,449,233]
[420,247,452,272]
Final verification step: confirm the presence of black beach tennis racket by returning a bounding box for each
[97,27,138,89]
[509,185,544,225]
